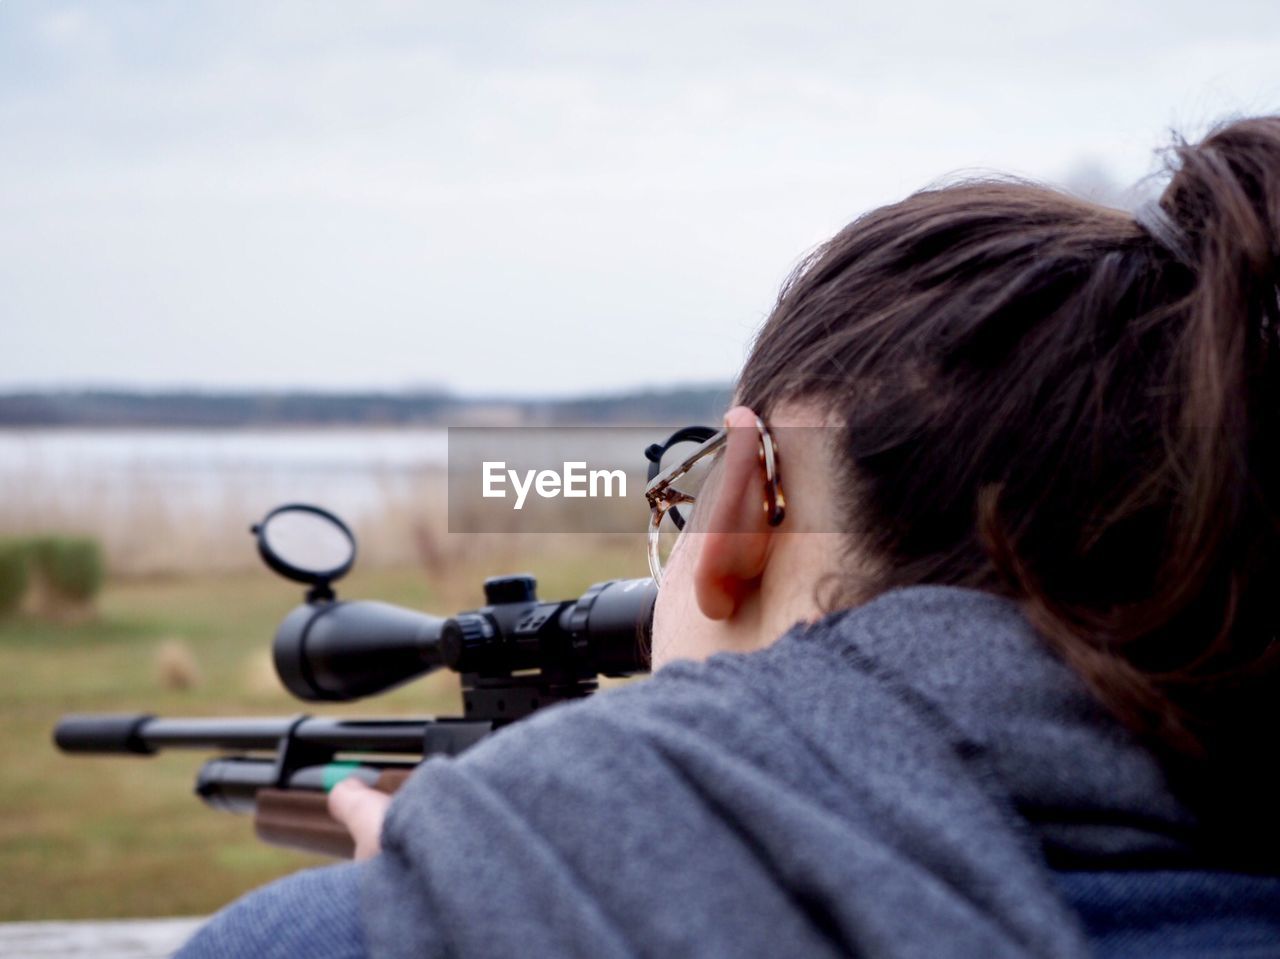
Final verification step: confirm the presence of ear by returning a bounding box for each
[693,405,775,620]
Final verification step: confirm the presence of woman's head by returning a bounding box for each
[656,115,1280,811]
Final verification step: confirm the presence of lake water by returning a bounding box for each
[0,427,449,511]
[0,427,657,571]
[0,428,449,473]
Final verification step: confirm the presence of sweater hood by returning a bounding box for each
[360,585,1201,958]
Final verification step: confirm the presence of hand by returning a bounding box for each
[328,778,392,861]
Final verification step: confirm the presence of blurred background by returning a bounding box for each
[2,0,1278,920]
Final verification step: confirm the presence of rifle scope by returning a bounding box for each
[271,573,656,702]
[251,502,656,703]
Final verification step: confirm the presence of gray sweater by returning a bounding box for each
[361,585,1203,958]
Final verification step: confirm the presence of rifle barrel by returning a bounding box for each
[54,714,436,755]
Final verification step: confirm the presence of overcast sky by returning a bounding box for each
[3,1,1279,397]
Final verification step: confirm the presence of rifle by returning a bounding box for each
[53,503,655,858]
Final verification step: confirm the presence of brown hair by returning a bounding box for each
[737,116,1280,844]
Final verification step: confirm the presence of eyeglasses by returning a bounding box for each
[642,417,785,585]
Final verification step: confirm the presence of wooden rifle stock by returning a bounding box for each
[254,768,413,858]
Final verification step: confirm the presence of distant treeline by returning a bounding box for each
[0,386,734,428]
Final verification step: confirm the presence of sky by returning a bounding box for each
[3,1,1280,397]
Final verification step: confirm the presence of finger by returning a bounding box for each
[328,778,392,859]
[328,777,390,825]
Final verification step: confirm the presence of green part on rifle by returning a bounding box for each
[322,761,363,792]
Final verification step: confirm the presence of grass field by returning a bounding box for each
[0,542,648,920]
